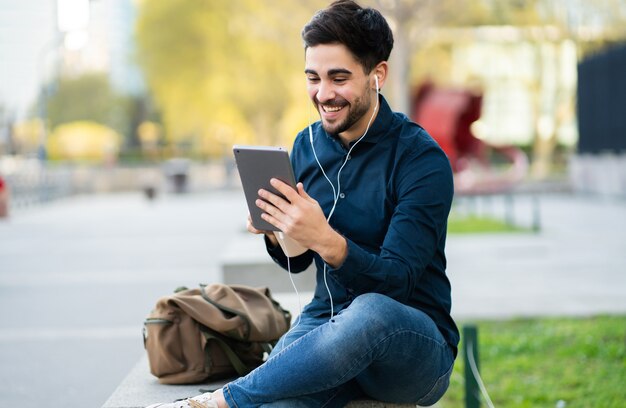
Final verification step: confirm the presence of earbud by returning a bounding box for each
[375,75,379,94]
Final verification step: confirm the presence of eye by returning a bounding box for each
[306,76,320,83]
[333,77,347,84]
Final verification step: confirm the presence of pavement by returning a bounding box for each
[1,187,625,408]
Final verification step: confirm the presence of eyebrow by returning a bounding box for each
[304,68,353,76]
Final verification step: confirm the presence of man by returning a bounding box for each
[147,1,458,407]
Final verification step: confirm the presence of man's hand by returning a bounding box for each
[255,179,347,267]
[246,214,279,247]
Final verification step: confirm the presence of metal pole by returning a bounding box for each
[532,194,541,233]
[463,325,481,408]
[504,194,514,226]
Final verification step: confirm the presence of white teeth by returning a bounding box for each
[323,105,343,112]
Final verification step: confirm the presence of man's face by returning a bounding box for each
[305,44,375,139]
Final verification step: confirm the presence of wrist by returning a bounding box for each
[265,232,279,248]
[314,227,347,268]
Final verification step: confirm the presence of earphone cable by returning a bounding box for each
[274,247,302,352]
[310,92,380,319]
[327,95,379,221]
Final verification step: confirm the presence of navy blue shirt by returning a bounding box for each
[266,96,459,353]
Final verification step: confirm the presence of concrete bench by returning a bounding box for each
[101,355,418,407]
[102,236,425,408]
[219,233,316,292]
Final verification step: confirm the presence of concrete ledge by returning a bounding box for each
[104,237,421,408]
[220,233,316,292]
[103,355,418,408]
[102,355,222,408]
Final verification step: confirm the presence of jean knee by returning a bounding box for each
[351,293,402,316]
[342,293,400,329]
[350,293,395,312]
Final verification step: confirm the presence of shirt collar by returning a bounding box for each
[358,94,393,145]
[319,95,394,149]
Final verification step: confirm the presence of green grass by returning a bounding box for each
[439,315,626,408]
[447,215,527,234]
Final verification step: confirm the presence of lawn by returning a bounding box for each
[438,315,626,408]
[447,214,527,234]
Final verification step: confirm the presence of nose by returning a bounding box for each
[315,80,335,103]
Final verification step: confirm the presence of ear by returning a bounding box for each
[372,61,388,91]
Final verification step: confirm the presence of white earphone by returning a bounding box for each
[305,71,381,319]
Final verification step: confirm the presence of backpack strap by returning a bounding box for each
[260,342,273,355]
[201,331,253,376]
[199,284,252,341]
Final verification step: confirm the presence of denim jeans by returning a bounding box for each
[223,293,455,408]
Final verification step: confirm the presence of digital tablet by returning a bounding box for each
[233,145,297,231]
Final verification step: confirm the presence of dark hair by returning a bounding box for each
[302,0,394,73]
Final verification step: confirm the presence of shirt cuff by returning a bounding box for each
[265,233,285,257]
[327,238,368,287]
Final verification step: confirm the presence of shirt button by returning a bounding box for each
[347,155,351,160]
[339,193,346,199]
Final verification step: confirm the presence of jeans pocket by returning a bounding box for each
[416,362,454,407]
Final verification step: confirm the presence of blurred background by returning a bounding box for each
[1,1,625,407]
[0,0,625,196]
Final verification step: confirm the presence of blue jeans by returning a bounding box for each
[223,293,455,408]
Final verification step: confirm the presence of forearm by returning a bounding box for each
[310,226,348,269]
[328,237,418,302]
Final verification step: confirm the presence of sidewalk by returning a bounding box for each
[447,193,626,319]
[0,189,625,408]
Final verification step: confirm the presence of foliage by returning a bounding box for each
[11,119,43,154]
[45,73,132,138]
[46,121,122,163]
[133,0,626,161]
[134,0,328,156]
[440,315,626,407]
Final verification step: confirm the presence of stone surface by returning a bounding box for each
[102,355,418,408]
[220,232,316,292]
[1,190,625,408]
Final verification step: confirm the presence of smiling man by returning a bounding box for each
[146,1,458,407]
[305,45,379,143]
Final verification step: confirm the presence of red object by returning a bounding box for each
[411,81,528,194]
[411,81,484,172]
[0,176,8,218]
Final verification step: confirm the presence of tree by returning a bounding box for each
[45,73,132,139]
[134,0,327,157]
[368,0,626,178]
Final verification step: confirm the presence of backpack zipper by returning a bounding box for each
[143,318,173,347]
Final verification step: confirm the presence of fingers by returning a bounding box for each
[255,180,316,236]
[255,196,284,223]
[256,180,295,214]
[260,211,286,233]
[246,214,264,234]
[247,214,279,246]
[296,183,313,201]
[270,179,299,202]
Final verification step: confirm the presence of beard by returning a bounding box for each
[315,87,373,136]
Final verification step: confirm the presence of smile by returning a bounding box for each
[321,104,345,113]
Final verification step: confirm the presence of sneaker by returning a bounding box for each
[145,391,219,408]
